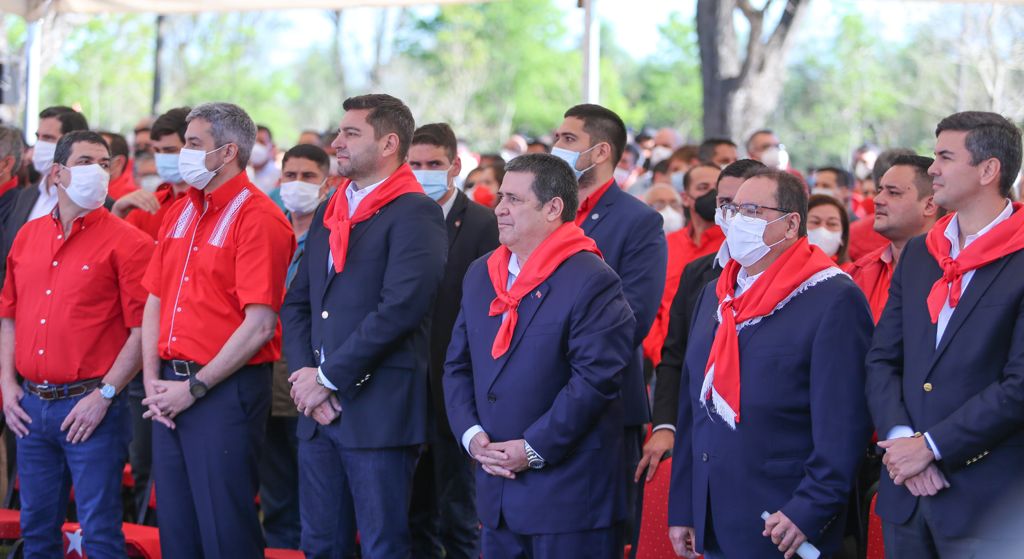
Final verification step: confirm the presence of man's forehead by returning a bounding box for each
[734,177,776,202]
[283,157,321,174]
[557,117,586,135]
[69,143,109,160]
[935,130,968,150]
[184,119,212,139]
[881,165,915,188]
[340,110,371,128]
[717,176,744,196]
[499,171,533,192]
[408,143,449,161]
[690,167,720,185]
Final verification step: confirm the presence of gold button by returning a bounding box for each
[923,383,933,392]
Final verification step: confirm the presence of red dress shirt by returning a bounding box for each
[848,243,894,323]
[574,179,615,226]
[142,172,295,365]
[848,215,888,262]
[0,208,153,384]
[125,184,188,240]
[643,224,725,365]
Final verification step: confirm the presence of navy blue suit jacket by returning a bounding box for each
[443,250,636,534]
[668,271,872,557]
[581,183,666,426]
[866,235,1024,537]
[281,190,447,448]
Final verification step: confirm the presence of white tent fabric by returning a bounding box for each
[0,0,482,19]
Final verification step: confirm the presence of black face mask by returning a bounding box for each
[694,189,718,222]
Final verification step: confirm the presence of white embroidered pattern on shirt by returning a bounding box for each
[208,189,252,247]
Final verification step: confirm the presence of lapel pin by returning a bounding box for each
[535,291,542,298]
[455,220,462,228]
[591,213,599,220]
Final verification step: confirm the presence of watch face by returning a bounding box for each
[100,384,116,399]
[189,381,208,398]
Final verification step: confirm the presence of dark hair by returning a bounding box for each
[527,140,550,153]
[480,162,506,185]
[872,148,916,187]
[671,145,700,164]
[683,162,722,192]
[621,143,640,166]
[699,138,737,162]
[412,122,458,162]
[808,194,850,264]
[746,129,775,152]
[39,106,88,135]
[0,125,26,173]
[749,168,808,237]
[282,144,331,177]
[257,124,273,142]
[53,130,109,167]
[885,154,933,197]
[718,158,766,186]
[151,106,191,143]
[505,153,579,222]
[343,94,415,160]
[935,111,1023,196]
[814,166,852,188]
[100,132,129,160]
[563,104,628,164]
[652,159,670,176]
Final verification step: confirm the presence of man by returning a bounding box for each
[0,130,153,557]
[140,102,295,558]
[251,124,281,194]
[667,146,701,192]
[0,126,26,284]
[552,103,666,549]
[133,117,154,155]
[444,153,636,558]
[260,143,334,549]
[113,107,193,240]
[99,132,139,199]
[642,184,683,234]
[650,127,681,166]
[298,129,324,146]
[616,144,643,193]
[745,129,780,163]
[281,94,447,558]
[847,155,941,322]
[668,169,872,558]
[637,159,765,485]
[3,107,89,264]
[810,166,851,204]
[866,112,1024,556]
[698,139,738,169]
[407,122,499,559]
[644,163,724,370]
[848,150,914,262]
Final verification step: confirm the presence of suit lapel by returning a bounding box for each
[581,184,617,236]
[927,256,1011,374]
[486,282,551,390]
[446,192,469,249]
[322,205,389,293]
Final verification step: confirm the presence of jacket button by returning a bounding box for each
[487,393,496,403]
[701,452,709,462]
[321,310,329,319]
[923,383,933,392]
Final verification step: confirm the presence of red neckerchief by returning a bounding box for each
[322,164,423,273]
[924,202,1024,323]
[703,238,836,426]
[486,222,601,358]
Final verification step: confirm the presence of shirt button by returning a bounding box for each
[192,246,199,252]
[171,336,177,342]
[702,452,709,462]
[177,307,183,313]
[51,260,58,267]
[56,235,62,240]
[184,276,190,282]
[321,311,329,319]
[487,393,497,403]
[45,289,52,295]
[37,349,44,355]
[923,383,933,392]
[39,319,45,325]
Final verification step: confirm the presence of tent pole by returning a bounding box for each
[581,0,599,103]
[22,18,42,143]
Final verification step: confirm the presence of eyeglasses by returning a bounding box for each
[720,202,792,219]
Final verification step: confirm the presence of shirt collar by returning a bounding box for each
[187,171,252,213]
[880,244,894,264]
[39,176,57,197]
[440,189,457,218]
[509,253,521,279]
[50,204,106,230]
[345,177,387,216]
[735,267,762,295]
[944,199,1013,257]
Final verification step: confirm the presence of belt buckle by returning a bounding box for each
[171,360,192,377]
[35,383,56,400]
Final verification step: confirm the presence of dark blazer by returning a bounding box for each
[669,272,873,557]
[444,251,636,535]
[652,252,722,427]
[866,235,1024,537]
[281,190,447,448]
[429,190,499,436]
[581,182,666,426]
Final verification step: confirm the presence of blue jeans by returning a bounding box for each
[17,387,129,559]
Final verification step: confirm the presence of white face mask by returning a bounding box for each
[659,206,683,233]
[808,227,843,257]
[649,145,674,166]
[250,142,271,167]
[413,169,451,201]
[613,166,632,186]
[714,205,732,234]
[280,180,323,215]
[179,145,228,190]
[551,145,598,180]
[33,141,57,174]
[761,145,789,170]
[811,187,840,199]
[670,171,685,192]
[725,213,789,267]
[139,174,163,193]
[60,164,109,210]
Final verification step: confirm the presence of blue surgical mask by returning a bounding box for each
[155,152,183,184]
[413,168,451,201]
[551,145,598,180]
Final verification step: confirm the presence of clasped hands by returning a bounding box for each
[289,367,341,426]
[879,435,950,497]
[469,432,529,479]
[669,511,807,559]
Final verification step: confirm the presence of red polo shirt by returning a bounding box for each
[848,216,888,261]
[643,224,725,365]
[108,171,139,200]
[125,184,188,240]
[142,172,295,365]
[848,243,894,324]
[0,208,153,384]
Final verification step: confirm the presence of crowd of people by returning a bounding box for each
[0,94,1019,559]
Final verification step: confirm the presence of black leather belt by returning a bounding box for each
[25,378,102,401]
[167,359,203,378]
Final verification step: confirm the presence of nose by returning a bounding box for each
[330,133,343,151]
[927,159,940,177]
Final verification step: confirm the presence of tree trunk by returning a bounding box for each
[697,0,808,143]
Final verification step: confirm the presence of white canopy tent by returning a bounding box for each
[0,0,601,140]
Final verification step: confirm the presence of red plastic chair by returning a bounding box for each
[0,507,21,540]
[866,493,884,559]
[634,456,680,559]
[265,549,306,558]
[60,521,162,558]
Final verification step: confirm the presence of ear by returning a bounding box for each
[979,157,1001,190]
[381,133,400,159]
[0,155,13,176]
[787,213,802,239]
[222,143,239,166]
[113,154,128,175]
[681,190,694,208]
[593,142,614,167]
[922,195,939,218]
[452,155,463,178]
[547,196,565,222]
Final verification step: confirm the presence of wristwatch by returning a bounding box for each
[98,383,116,401]
[524,441,545,470]
[188,375,209,399]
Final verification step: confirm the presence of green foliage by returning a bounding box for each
[627,12,703,137]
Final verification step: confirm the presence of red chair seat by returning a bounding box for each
[0,507,21,539]
[867,493,884,559]
[265,549,305,558]
[634,457,679,559]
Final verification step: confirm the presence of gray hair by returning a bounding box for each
[186,102,257,168]
[0,126,25,173]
